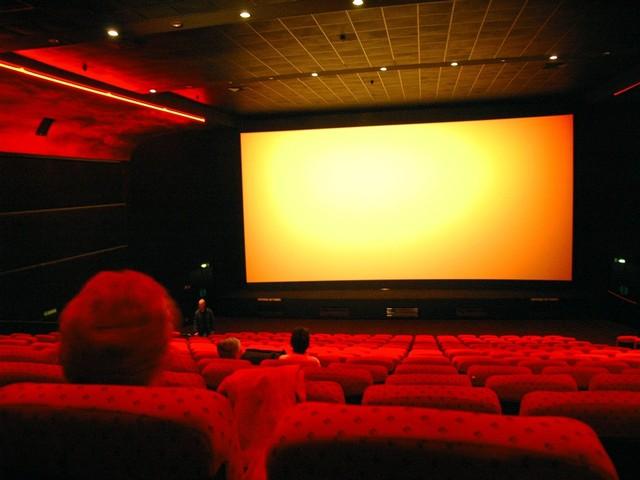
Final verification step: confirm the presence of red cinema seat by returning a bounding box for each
[154,371,207,388]
[0,383,238,480]
[201,359,254,389]
[521,390,640,480]
[467,365,532,387]
[305,381,345,404]
[453,356,509,373]
[302,366,373,399]
[266,403,617,480]
[34,334,59,343]
[394,364,458,375]
[386,374,471,387]
[401,355,451,366]
[161,352,199,373]
[541,366,609,390]
[616,336,639,348]
[517,359,568,373]
[0,345,59,364]
[328,363,388,383]
[486,374,577,413]
[574,360,630,374]
[589,373,640,391]
[362,384,501,413]
[0,361,65,386]
[346,356,396,372]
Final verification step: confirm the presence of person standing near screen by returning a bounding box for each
[194,298,214,336]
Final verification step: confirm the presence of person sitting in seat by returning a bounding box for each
[279,327,321,366]
[217,337,243,359]
[59,269,179,385]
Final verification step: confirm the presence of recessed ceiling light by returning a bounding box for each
[549,54,558,60]
[228,86,241,93]
[268,76,274,80]
[149,88,157,93]
[171,21,183,28]
[353,0,364,6]
[107,28,119,38]
[240,10,251,19]
[602,51,611,56]
[379,66,387,71]
[450,61,459,67]
[311,72,318,77]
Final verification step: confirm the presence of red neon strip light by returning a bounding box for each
[0,60,206,123]
[613,80,640,96]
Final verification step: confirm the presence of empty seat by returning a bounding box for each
[266,403,617,480]
[154,371,207,388]
[401,355,451,365]
[394,364,458,375]
[201,359,254,389]
[486,374,577,413]
[453,356,510,373]
[0,361,65,386]
[386,374,471,387]
[346,356,396,372]
[362,384,501,413]
[521,390,640,480]
[616,336,639,348]
[517,359,568,373]
[161,352,199,373]
[467,365,532,387]
[542,366,609,390]
[305,381,345,403]
[574,360,630,374]
[302,366,373,399]
[0,346,59,363]
[589,373,640,391]
[327,363,388,383]
[0,383,238,480]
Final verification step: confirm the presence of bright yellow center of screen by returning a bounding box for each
[241,114,573,282]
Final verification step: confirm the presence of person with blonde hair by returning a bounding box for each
[59,269,179,385]
[217,336,243,359]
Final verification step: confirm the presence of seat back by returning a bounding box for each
[0,383,238,480]
[362,384,501,413]
[302,366,373,399]
[0,362,65,386]
[386,373,471,387]
[266,403,617,480]
[521,390,640,480]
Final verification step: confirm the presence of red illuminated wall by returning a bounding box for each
[0,69,194,161]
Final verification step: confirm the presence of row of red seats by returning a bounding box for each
[1,331,639,478]
[0,383,623,480]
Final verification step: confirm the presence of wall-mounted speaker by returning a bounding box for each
[35,117,55,136]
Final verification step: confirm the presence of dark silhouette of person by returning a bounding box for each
[279,327,320,366]
[194,298,214,336]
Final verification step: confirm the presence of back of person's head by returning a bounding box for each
[217,337,242,359]
[59,270,179,385]
[290,327,311,354]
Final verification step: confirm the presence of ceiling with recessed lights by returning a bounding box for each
[1,0,639,118]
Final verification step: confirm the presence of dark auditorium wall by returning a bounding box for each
[574,93,639,318]
[0,154,128,326]
[128,127,244,314]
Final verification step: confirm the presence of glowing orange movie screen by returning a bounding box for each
[241,114,573,282]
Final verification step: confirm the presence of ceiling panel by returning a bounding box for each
[0,0,637,116]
